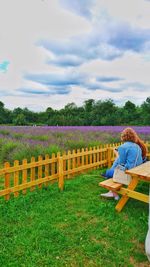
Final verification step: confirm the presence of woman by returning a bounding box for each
[101,127,147,200]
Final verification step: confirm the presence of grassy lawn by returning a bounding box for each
[0,169,149,267]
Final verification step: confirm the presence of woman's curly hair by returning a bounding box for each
[121,127,147,159]
[121,128,137,143]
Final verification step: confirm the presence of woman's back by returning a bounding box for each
[118,141,143,170]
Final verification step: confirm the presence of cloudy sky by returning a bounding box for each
[0,0,150,111]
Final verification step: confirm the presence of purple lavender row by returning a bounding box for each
[0,125,150,134]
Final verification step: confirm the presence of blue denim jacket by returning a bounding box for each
[112,141,143,170]
[105,141,143,178]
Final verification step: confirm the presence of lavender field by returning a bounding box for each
[0,125,150,164]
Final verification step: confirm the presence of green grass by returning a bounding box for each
[0,169,149,267]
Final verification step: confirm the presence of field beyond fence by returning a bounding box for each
[0,142,150,201]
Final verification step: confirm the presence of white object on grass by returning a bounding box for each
[145,186,150,261]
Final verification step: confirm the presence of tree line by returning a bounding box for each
[0,97,150,126]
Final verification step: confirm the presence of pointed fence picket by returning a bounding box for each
[0,142,149,200]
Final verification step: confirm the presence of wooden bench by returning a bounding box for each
[99,161,150,212]
[99,178,122,191]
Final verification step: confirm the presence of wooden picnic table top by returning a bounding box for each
[126,161,150,182]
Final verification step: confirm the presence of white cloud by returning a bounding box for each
[0,0,150,111]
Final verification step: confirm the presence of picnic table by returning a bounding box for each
[99,161,150,212]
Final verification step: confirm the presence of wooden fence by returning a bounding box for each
[0,142,150,200]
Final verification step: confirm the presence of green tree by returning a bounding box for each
[92,99,117,125]
[23,108,38,124]
[84,99,95,125]
[122,101,138,124]
[13,114,27,125]
[141,97,150,125]
[0,101,9,124]
[64,102,77,110]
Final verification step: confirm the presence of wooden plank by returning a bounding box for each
[102,145,106,167]
[51,153,56,175]
[99,145,103,167]
[89,147,92,166]
[107,146,112,168]
[72,150,76,170]
[58,156,64,190]
[14,160,19,197]
[0,158,58,175]
[64,160,107,176]
[93,146,96,170]
[38,155,43,189]
[45,154,49,186]
[85,148,88,165]
[50,153,56,185]
[30,157,35,191]
[96,146,100,166]
[118,188,149,203]
[63,151,67,176]
[4,162,10,200]
[115,176,138,212]
[82,148,85,169]
[22,159,27,194]
[105,144,109,167]
[126,161,150,180]
[62,148,107,160]
[81,148,84,174]
[99,178,122,190]
[77,149,81,168]
[0,174,59,197]
[57,151,60,180]
[67,151,71,179]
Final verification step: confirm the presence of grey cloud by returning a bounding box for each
[125,82,150,91]
[59,0,95,19]
[38,18,150,70]
[86,83,123,92]
[96,76,124,83]
[17,88,48,95]
[17,86,71,96]
[109,23,150,52]
[24,71,87,87]
[38,35,123,66]
[47,55,83,67]
[24,70,126,94]
[0,90,15,96]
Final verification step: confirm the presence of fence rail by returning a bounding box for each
[0,142,150,200]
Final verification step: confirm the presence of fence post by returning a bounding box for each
[107,147,112,168]
[4,162,10,201]
[58,156,64,191]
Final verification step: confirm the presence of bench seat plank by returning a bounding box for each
[99,178,122,191]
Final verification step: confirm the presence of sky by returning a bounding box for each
[0,0,150,111]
